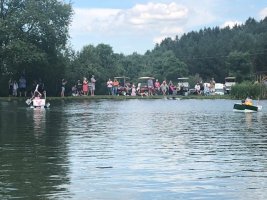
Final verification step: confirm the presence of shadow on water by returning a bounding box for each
[0,99,267,199]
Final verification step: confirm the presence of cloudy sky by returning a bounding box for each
[67,0,267,55]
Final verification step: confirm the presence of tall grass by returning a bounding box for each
[231,82,267,99]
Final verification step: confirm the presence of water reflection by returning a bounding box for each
[0,99,267,199]
[0,101,70,200]
[33,108,46,137]
[245,113,253,129]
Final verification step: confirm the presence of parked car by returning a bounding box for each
[214,83,225,95]
[177,77,189,95]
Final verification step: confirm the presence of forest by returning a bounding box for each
[0,0,267,96]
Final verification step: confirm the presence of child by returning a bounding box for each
[131,84,136,96]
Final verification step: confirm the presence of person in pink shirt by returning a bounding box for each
[154,79,161,95]
[131,84,136,96]
[83,77,89,95]
[106,78,113,95]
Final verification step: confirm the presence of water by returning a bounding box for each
[0,99,267,200]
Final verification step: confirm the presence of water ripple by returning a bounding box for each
[1,99,267,199]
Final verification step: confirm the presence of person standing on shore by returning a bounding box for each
[83,77,89,95]
[13,80,18,97]
[210,78,216,93]
[131,84,136,96]
[154,79,161,95]
[19,75,27,97]
[160,81,168,96]
[61,79,67,97]
[8,78,13,97]
[112,78,119,95]
[147,78,154,96]
[90,75,96,96]
[107,78,113,95]
[77,80,82,96]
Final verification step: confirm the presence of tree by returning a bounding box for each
[68,44,123,94]
[0,0,73,95]
[147,50,188,81]
[226,51,253,82]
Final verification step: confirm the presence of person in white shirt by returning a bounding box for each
[90,75,96,96]
[106,78,113,95]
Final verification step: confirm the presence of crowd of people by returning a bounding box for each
[66,76,186,97]
[69,75,96,97]
[8,75,46,99]
[193,78,216,96]
[100,77,218,97]
[7,74,219,98]
[8,76,27,97]
[100,78,189,97]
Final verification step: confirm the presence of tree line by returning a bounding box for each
[0,0,266,96]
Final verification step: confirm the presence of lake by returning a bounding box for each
[0,99,267,199]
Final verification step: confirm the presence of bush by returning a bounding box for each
[231,82,267,99]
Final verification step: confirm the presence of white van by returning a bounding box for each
[177,77,189,96]
[214,83,225,95]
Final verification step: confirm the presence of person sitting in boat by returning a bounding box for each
[244,96,253,106]
[31,84,42,98]
[31,84,48,107]
[34,93,42,99]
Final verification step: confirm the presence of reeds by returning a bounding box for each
[231,82,267,99]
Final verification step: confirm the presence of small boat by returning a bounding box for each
[233,103,262,112]
[26,98,50,109]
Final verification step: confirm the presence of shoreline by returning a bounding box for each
[0,95,235,102]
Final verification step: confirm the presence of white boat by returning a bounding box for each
[26,98,50,108]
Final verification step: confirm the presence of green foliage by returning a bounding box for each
[139,50,188,83]
[230,82,267,99]
[121,52,145,79]
[155,18,267,83]
[188,74,202,88]
[66,44,120,94]
[226,51,253,82]
[0,0,73,96]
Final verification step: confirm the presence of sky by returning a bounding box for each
[67,0,267,55]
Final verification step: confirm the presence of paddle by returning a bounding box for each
[26,84,42,106]
[25,98,32,105]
